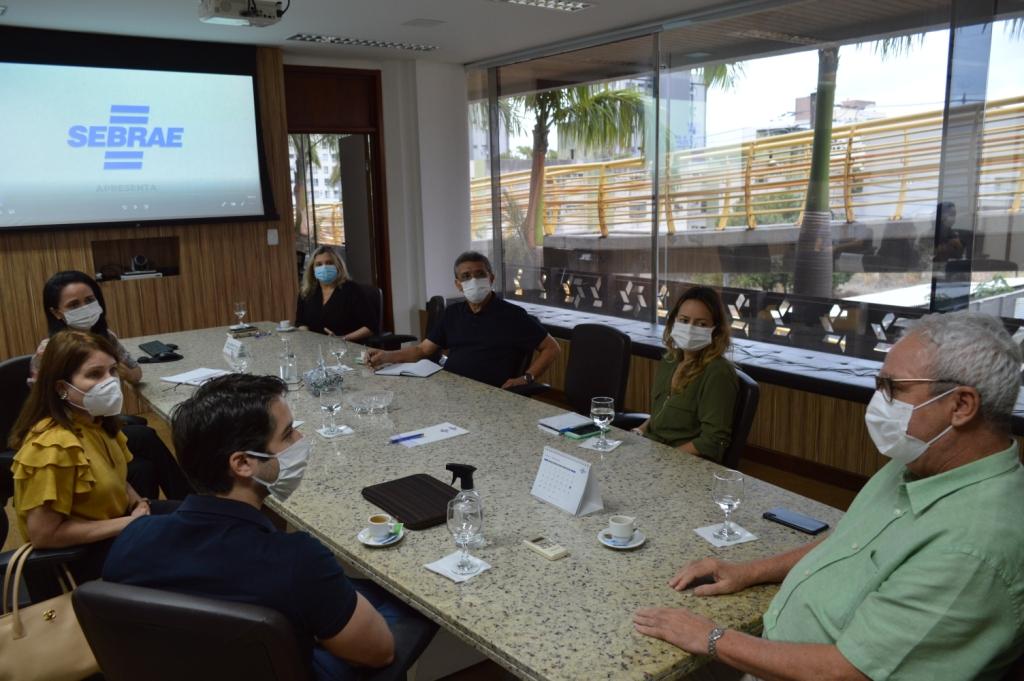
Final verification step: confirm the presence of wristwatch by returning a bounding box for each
[707,626,726,657]
[522,372,535,384]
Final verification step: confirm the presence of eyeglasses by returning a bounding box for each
[874,375,962,404]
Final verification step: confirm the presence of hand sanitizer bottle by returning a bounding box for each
[446,463,485,549]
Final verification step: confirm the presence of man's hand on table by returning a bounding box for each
[633,607,719,654]
[668,557,755,595]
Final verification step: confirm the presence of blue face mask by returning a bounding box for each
[314,265,338,284]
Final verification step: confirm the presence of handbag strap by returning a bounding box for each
[6,544,36,638]
[2,543,32,616]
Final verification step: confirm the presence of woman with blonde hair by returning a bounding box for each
[295,245,375,340]
[634,286,738,463]
[10,329,152,579]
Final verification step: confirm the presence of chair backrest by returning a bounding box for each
[424,295,445,338]
[73,580,312,681]
[515,315,546,376]
[564,324,631,416]
[357,283,384,335]
[0,354,32,451]
[722,368,760,469]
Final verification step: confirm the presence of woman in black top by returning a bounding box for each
[295,246,376,340]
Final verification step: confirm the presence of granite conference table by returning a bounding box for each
[125,323,844,681]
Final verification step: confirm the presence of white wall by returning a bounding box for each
[282,53,471,335]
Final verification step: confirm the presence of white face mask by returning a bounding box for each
[671,322,714,352]
[246,437,312,502]
[864,387,956,465]
[460,276,492,305]
[64,377,123,417]
[62,300,103,331]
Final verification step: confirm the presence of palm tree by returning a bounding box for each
[509,85,646,247]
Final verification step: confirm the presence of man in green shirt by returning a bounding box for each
[634,311,1024,681]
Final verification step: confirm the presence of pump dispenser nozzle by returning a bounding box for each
[446,463,477,490]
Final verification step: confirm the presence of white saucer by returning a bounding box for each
[597,528,646,550]
[277,325,296,333]
[357,526,404,547]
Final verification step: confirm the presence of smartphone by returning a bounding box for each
[563,423,601,440]
[762,507,829,535]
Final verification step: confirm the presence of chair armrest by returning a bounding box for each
[364,333,419,351]
[0,545,90,576]
[506,382,551,397]
[612,413,649,431]
[0,448,15,504]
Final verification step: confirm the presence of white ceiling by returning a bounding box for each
[0,0,722,65]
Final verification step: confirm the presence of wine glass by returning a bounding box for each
[229,343,251,373]
[233,301,247,327]
[712,469,744,541]
[329,337,348,368]
[318,380,342,437]
[446,497,483,576]
[590,396,615,451]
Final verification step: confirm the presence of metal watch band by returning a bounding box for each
[707,626,726,657]
[523,372,535,384]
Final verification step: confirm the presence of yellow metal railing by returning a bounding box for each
[313,203,345,246]
[470,96,1024,240]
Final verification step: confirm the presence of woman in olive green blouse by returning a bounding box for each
[635,286,738,463]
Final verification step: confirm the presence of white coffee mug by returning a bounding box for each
[608,515,637,543]
[278,319,292,329]
[368,513,395,540]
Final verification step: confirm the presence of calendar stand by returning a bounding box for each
[531,446,603,516]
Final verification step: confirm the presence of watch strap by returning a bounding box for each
[707,626,726,657]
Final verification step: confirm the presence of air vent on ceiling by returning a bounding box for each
[401,18,447,27]
[492,0,593,12]
[288,33,438,51]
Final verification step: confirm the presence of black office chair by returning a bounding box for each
[423,295,446,363]
[614,367,760,469]
[0,355,32,544]
[73,580,313,681]
[562,324,631,417]
[360,283,419,351]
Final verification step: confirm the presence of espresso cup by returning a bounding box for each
[368,513,394,540]
[608,515,637,544]
[278,319,292,329]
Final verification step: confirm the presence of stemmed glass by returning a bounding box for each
[712,469,744,541]
[329,337,348,368]
[233,301,247,327]
[318,380,342,437]
[446,497,483,576]
[590,396,615,451]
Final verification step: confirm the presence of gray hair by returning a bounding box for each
[453,251,493,278]
[908,312,1022,428]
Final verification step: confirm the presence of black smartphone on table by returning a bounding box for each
[763,507,829,535]
[563,423,601,439]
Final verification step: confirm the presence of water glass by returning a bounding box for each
[329,338,348,368]
[447,497,483,576]
[319,381,342,436]
[712,469,744,541]
[233,301,247,326]
[590,396,615,451]
[231,343,252,374]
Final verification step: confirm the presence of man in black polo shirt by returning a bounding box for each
[102,374,436,681]
[367,251,560,388]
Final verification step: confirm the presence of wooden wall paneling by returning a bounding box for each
[0,47,297,360]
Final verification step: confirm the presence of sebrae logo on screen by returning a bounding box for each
[67,105,184,171]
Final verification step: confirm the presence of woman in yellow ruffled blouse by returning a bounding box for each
[9,329,150,555]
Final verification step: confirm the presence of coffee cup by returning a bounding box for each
[608,515,637,544]
[368,513,395,540]
[278,319,292,330]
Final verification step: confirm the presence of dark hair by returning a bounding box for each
[42,271,110,338]
[171,374,287,494]
[10,330,121,447]
[453,251,493,278]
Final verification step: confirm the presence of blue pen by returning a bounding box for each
[389,433,424,445]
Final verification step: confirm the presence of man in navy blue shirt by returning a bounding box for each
[103,374,435,680]
[367,251,560,388]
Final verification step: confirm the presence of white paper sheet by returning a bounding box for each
[394,422,468,448]
[160,368,230,386]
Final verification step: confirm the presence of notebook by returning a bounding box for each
[160,368,229,386]
[537,411,591,436]
[374,359,443,378]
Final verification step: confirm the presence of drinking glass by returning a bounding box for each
[233,301,247,327]
[329,338,348,368]
[231,343,252,374]
[319,381,342,437]
[590,396,615,451]
[447,497,483,576]
[712,469,744,541]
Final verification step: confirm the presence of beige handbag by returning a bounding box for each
[0,543,100,681]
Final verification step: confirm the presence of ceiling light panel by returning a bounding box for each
[288,34,437,51]
[492,0,594,13]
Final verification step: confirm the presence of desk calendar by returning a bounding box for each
[530,446,603,516]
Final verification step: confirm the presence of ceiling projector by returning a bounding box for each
[199,0,283,27]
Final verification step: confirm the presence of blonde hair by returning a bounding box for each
[300,246,349,298]
[662,286,731,394]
